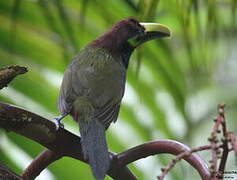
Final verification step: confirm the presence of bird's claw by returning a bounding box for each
[54,116,64,130]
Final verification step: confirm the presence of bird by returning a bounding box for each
[56,18,171,180]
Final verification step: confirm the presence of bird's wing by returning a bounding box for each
[57,54,86,115]
[57,67,73,115]
[95,103,121,129]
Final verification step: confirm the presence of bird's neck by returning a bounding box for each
[90,31,134,68]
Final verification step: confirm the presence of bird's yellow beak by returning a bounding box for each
[128,22,171,48]
[140,22,171,37]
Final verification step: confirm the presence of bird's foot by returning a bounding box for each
[54,115,65,130]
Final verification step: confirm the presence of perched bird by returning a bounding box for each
[56,18,171,180]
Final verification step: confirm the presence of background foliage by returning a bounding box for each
[0,0,236,179]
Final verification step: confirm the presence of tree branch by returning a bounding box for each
[0,163,23,180]
[21,149,61,180]
[158,144,221,180]
[0,65,27,90]
[208,105,224,178]
[117,140,210,180]
[0,102,136,180]
[218,104,229,174]
[0,102,210,179]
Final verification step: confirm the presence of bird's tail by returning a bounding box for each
[79,118,111,180]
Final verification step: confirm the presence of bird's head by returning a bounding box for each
[110,18,171,48]
[90,18,171,67]
[108,18,146,45]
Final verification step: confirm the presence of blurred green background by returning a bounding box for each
[0,0,236,179]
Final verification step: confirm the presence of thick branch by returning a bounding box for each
[0,102,136,180]
[0,65,27,89]
[0,163,23,180]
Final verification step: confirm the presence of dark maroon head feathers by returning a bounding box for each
[90,18,145,54]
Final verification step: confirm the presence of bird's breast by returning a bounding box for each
[81,56,126,108]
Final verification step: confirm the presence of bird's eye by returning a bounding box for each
[128,18,141,27]
[129,18,138,24]
[127,18,145,34]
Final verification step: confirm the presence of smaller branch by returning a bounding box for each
[218,104,229,175]
[158,144,222,180]
[0,163,23,180]
[117,140,210,180]
[0,65,27,89]
[21,149,61,180]
[216,132,237,178]
[157,103,237,180]
[208,104,225,178]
